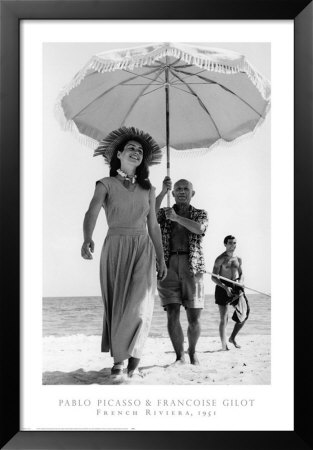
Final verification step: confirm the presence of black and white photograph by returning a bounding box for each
[18,19,295,432]
[2,0,313,446]
[42,41,271,386]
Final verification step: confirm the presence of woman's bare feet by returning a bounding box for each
[127,356,140,376]
[111,362,124,376]
[127,368,144,378]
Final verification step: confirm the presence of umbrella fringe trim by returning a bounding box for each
[169,100,271,158]
[54,86,271,153]
[54,100,99,149]
[54,100,70,130]
[55,48,271,117]
[68,126,99,149]
[67,124,99,149]
[55,102,270,155]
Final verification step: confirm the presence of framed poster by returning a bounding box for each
[0,1,312,449]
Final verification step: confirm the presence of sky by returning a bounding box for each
[43,42,271,297]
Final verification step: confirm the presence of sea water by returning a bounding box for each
[43,295,270,338]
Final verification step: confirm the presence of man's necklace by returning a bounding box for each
[117,169,137,188]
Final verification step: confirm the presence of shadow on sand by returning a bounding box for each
[43,365,169,385]
[42,367,117,385]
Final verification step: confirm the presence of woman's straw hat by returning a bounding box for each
[94,126,163,166]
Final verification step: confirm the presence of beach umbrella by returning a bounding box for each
[55,42,271,204]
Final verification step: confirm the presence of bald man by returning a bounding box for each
[156,177,208,365]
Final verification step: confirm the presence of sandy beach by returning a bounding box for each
[43,334,270,385]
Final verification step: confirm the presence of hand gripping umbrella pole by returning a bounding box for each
[207,272,271,297]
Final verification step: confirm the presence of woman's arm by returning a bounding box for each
[147,187,167,280]
[81,182,107,260]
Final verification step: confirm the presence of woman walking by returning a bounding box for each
[81,127,167,378]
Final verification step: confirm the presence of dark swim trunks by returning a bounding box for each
[215,280,250,323]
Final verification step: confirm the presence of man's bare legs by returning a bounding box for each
[229,321,245,348]
[166,304,186,363]
[218,305,229,351]
[186,308,202,365]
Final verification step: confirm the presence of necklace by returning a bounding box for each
[117,169,137,188]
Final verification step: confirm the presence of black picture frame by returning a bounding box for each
[0,1,312,449]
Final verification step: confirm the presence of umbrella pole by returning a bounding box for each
[165,64,171,207]
[208,272,271,297]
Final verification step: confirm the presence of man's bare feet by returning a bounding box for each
[187,349,200,365]
[229,337,241,348]
[170,356,186,366]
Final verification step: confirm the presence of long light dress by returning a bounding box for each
[97,176,157,361]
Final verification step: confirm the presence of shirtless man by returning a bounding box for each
[156,177,208,365]
[211,235,249,351]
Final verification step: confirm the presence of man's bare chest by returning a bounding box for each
[222,256,239,270]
